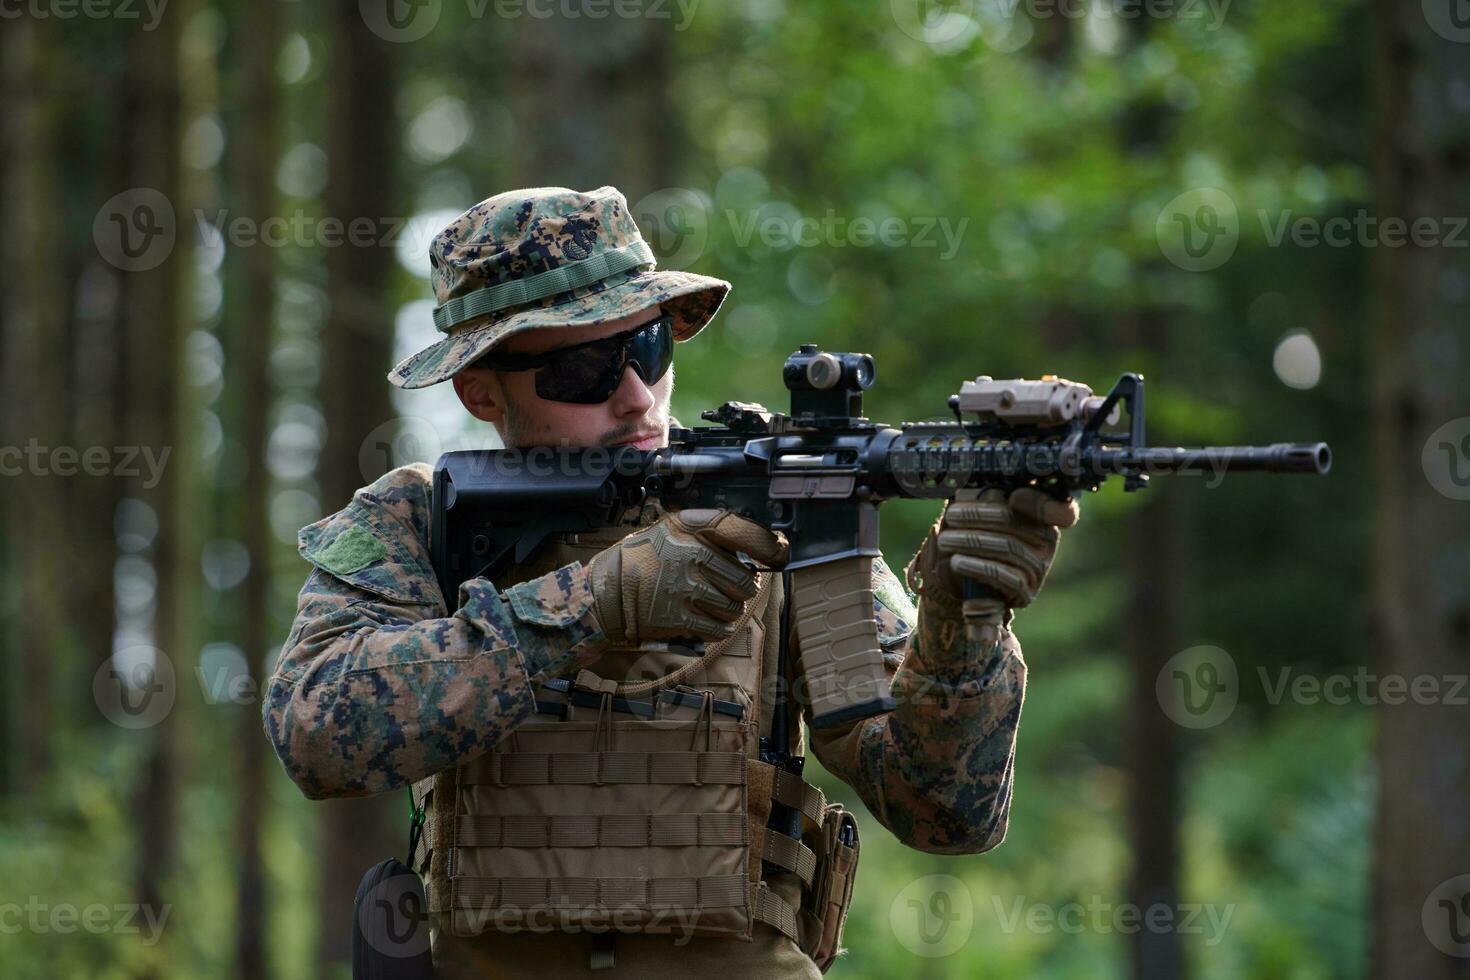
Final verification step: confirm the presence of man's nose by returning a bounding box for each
[607,364,656,418]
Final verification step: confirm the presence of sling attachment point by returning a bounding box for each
[689,690,715,758]
[406,786,426,867]
[540,677,657,719]
[589,932,616,970]
[579,670,620,757]
[751,881,800,944]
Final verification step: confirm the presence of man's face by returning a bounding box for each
[451,306,673,450]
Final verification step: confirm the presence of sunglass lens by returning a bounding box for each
[535,336,623,404]
[629,318,673,385]
[531,317,673,404]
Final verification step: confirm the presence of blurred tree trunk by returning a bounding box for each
[63,28,125,721]
[1126,500,1183,980]
[0,17,14,799]
[0,18,68,795]
[73,28,141,714]
[1369,1,1470,976]
[1125,318,1184,980]
[119,9,189,975]
[315,2,403,971]
[71,265,124,689]
[55,30,125,717]
[503,16,676,198]
[1116,6,1185,970]
[228,0,282,975]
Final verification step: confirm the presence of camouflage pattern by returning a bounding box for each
[262,463,608,799]
[265,464,1027,854]
[807,583,1024,856]
[389,186,730,389]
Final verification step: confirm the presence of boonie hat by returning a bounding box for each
[389,185,730,388]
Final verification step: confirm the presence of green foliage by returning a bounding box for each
[1,0,1375,976]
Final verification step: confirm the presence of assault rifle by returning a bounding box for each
[430,344,1329,856]
[429,344,1331,731]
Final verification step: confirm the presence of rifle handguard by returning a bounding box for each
[791,557,897,730]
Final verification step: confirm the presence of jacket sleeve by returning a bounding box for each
[262,477,605,801]
[804,555,1025,855]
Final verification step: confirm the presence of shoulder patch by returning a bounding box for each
[872,555,916,649]
[299,496,440,606]
[313,524,387,577]
[873,558,917,622]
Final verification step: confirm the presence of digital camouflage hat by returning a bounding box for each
[388,185,730,388]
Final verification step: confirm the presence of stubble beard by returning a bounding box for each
[499,367,674,450]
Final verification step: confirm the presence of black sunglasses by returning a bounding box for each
[473,314,674,405]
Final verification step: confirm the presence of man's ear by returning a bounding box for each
[452,367,508,424]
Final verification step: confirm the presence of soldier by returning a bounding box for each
[263,186,1080,978]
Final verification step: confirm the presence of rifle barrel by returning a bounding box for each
[1102,442,1331,475]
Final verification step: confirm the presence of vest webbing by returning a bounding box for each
[424,530,840,954]
[453,873,749,912]
[459,751,746,787]
[751,881,800,943]
[766,763,828,826]
[455,812,749,848]
[759,828,817,888]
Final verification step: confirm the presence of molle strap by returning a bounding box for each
[455,812,749,849]
[453,874,749,913]
[575,669,619,695]
[758,829,818,889]
[690,690,715,753]
[746,758,775,884]
[746,758,775,818]
[750,881,801,943]
[746,758,826,828]
[426,769,458,913]
[461,751,747,786]
[770,767,827,827]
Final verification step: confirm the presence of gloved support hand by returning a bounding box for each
[907,487,1080,653]
[586,508,788,647]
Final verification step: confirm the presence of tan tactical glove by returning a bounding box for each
[586,509,788,646]
[907,487,1081,613]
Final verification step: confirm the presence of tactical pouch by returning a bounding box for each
[351,858,436,980]
[353,787,436,979]
[800,802,860,972]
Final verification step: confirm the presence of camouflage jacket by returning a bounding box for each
[263,463,1027,855]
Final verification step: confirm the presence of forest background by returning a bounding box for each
[2,0,1467,976]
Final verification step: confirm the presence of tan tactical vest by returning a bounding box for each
[412,515,860,970]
